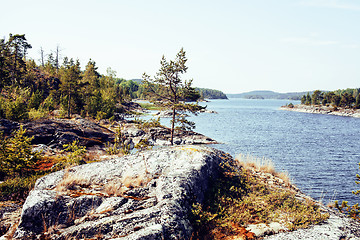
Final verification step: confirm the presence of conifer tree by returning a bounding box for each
[59,58,82,118]
[143,48,205,145]
[7,34,32,86]
[0,126,41,177]
[82,59,101,117]
[305,92,311,105]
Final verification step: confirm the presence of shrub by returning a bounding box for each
[96,111,107,121]
[0,126,41,178]
[0,175,39,201]
[61,140,87,166]
[28,107,49,120]
[3,97,28,121]
[105,125,130,155]
[41,94,56,111]
[191,158,329,239]
[287,103,294,108]
[335,201,360,221]
[28,90,44,110]
[137,117,162,130]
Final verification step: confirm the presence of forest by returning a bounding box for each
[0,34,226,123]
[195,88,228,99]
[300,89,360,109]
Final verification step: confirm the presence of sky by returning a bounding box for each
[1,0,359,94]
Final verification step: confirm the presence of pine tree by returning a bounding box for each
[59,58,82,118]
[305,92,311,105]
[82,59,101,117]
[355,95,360,109]
[301,95,306,104]
[143,48,205,145]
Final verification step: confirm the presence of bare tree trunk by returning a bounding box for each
[40,47,45,67]
[55,45,60,73]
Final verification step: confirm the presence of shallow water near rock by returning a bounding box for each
[184,98,360,205]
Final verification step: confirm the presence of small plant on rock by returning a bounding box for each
[105,125,130,155]
[61,140,87,166]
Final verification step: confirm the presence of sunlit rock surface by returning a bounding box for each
[13,146,228,239]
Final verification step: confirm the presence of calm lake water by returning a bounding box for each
[186,98,360,205]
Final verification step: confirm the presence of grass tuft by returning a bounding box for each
[55,171,91,193]
[236,154,291,185]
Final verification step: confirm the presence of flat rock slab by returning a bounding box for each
[13,146,229,240]
[264,209,360,240]
[23,118,114,149]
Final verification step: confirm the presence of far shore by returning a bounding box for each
[280,104,360,118]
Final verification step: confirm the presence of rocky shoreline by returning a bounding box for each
[0,117,218,155]
[1,146,360,239]
[280,104,360,118]
[1,110,360,239]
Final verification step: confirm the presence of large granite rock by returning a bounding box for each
[13,146,229,239]
[23,118,114,150]
[6,145,360,240]
[0,118,114,150]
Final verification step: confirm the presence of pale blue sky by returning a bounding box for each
[1,0,359,93]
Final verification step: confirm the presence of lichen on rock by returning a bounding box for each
[12,146,229,239]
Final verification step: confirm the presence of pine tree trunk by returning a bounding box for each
[170,107,176,145]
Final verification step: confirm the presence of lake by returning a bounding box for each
[187,98,360,205]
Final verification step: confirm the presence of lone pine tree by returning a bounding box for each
[143,48,204,145]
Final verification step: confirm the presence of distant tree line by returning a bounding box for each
[301,89,360,109]
[195,88,228,99]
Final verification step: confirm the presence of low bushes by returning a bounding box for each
[191,157,329,239]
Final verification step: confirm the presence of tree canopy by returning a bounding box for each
[0,33,225,123]
[300,89,360,109]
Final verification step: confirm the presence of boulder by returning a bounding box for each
[22,118,114,150]
[13,146,230,239]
